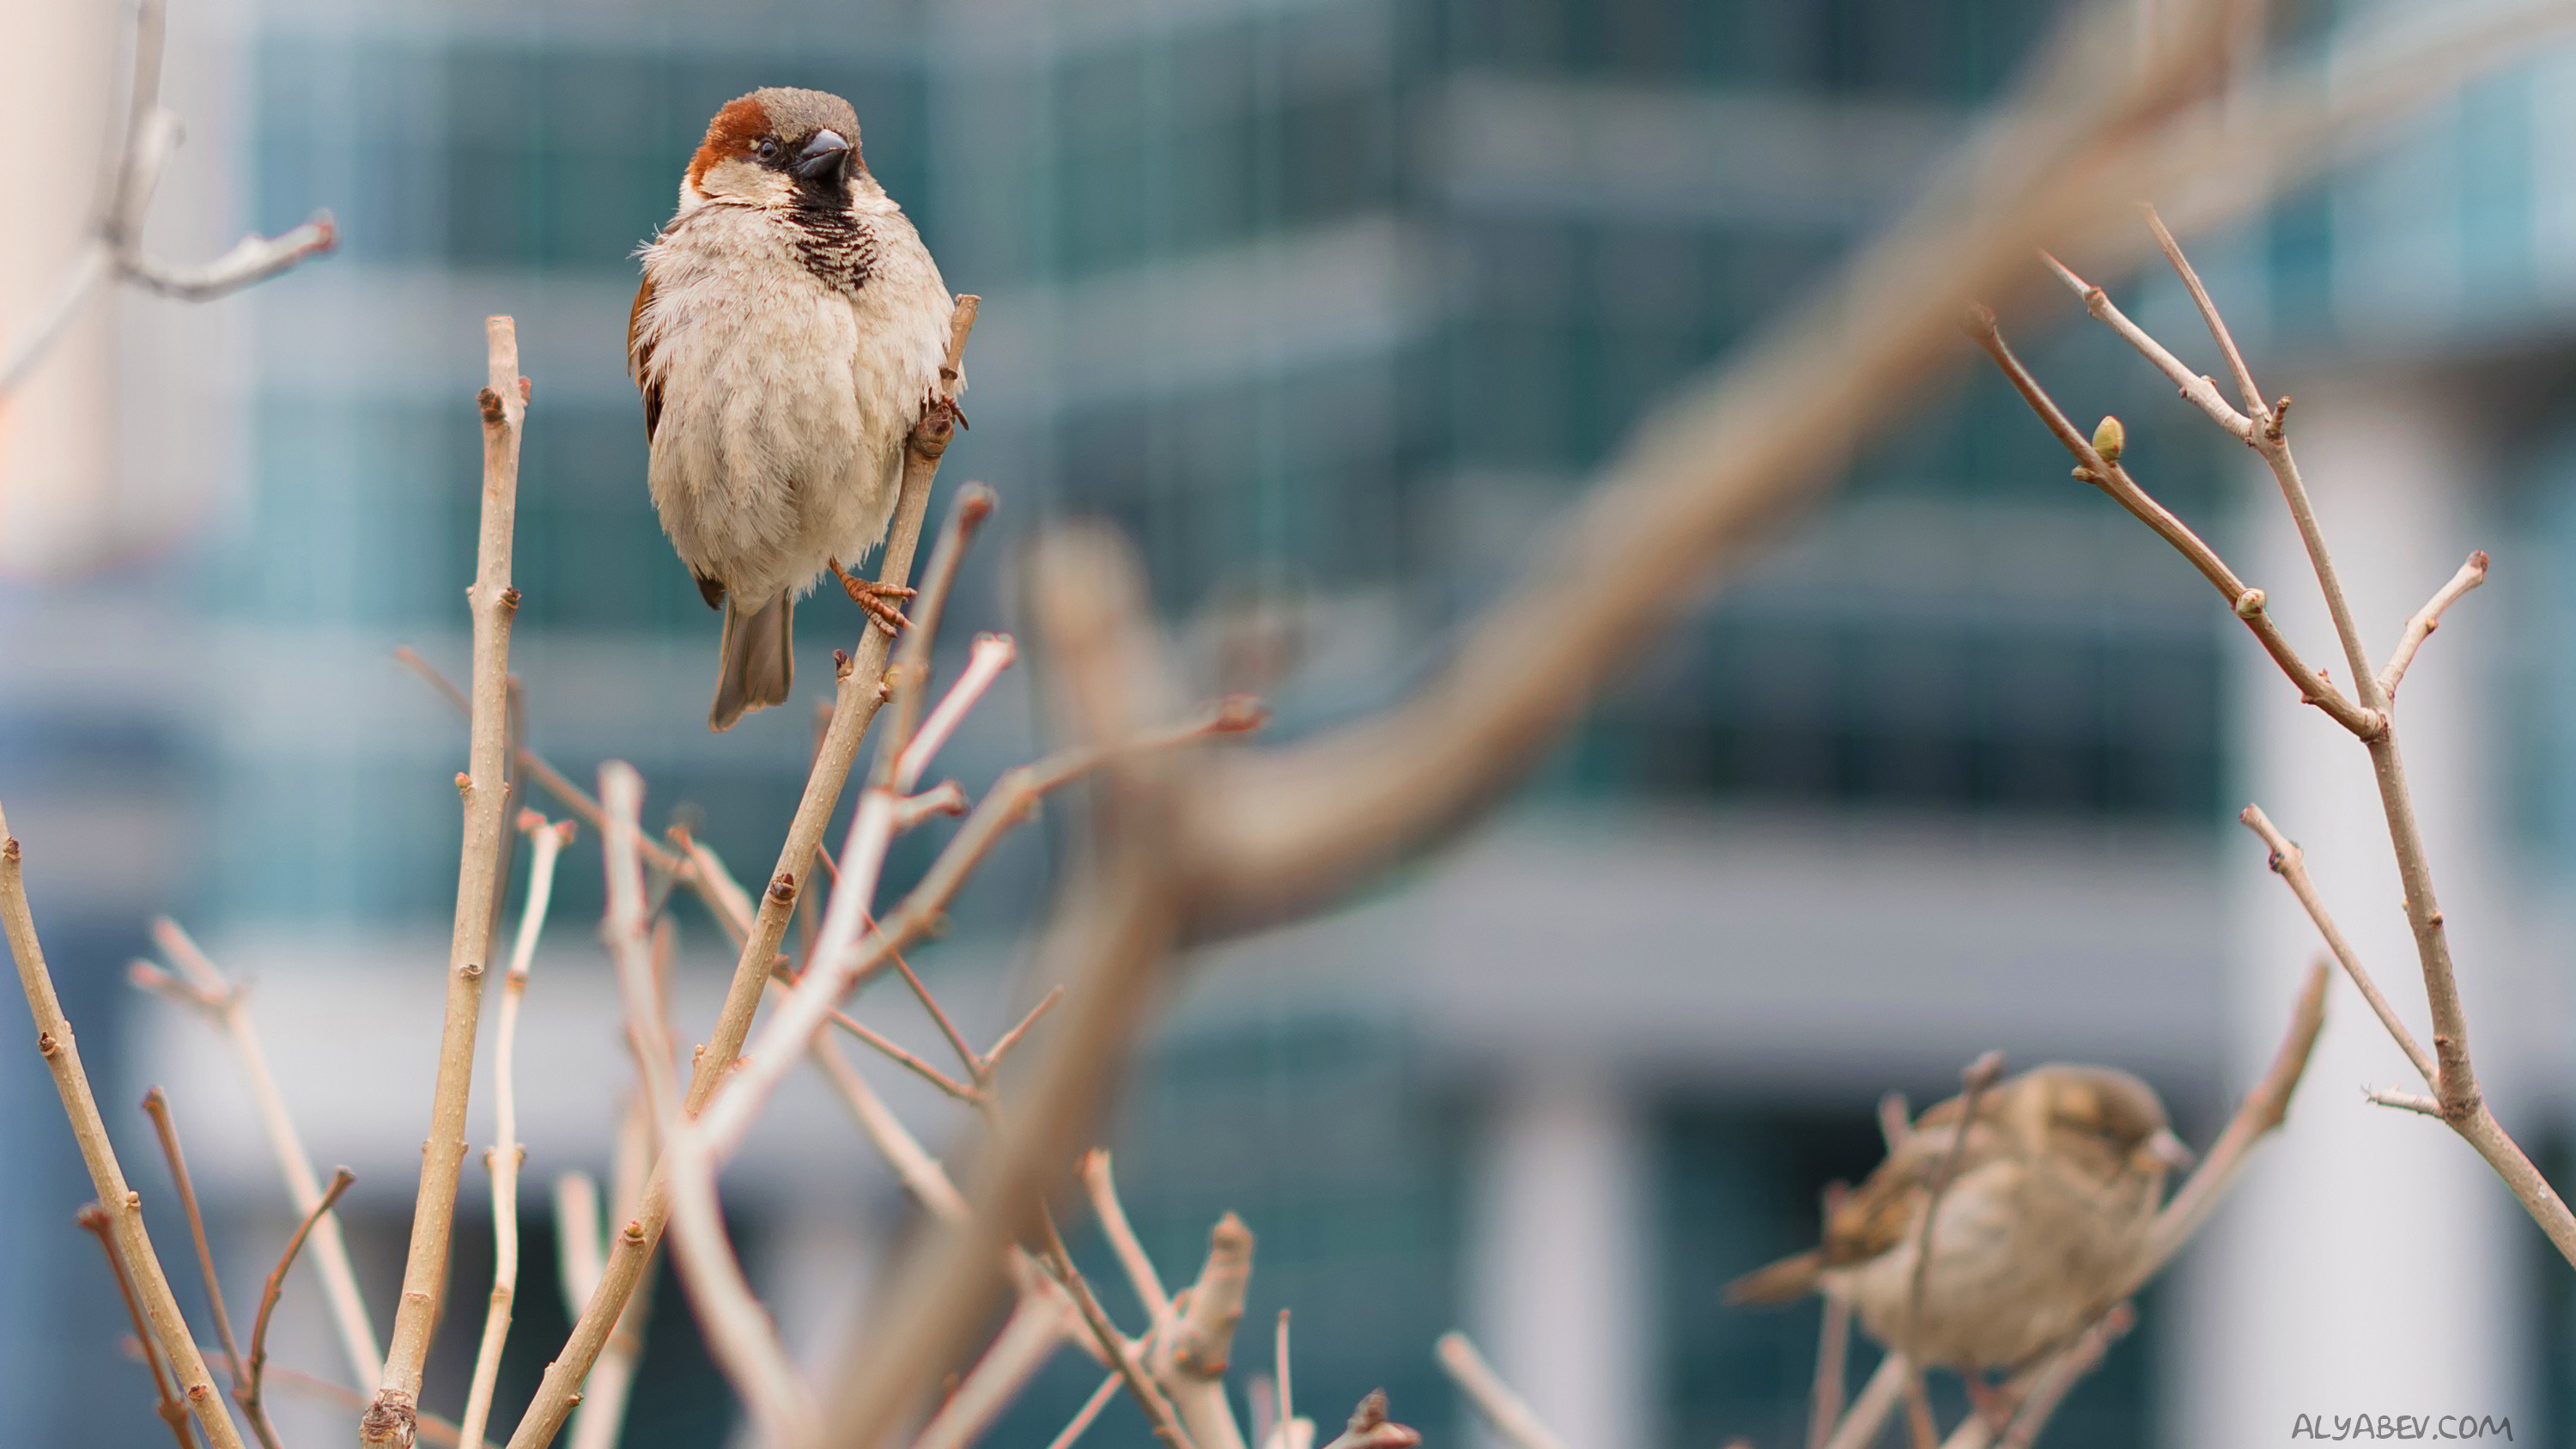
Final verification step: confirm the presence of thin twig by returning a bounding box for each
[142,1087,273,1449]
[1808,1190,1852,1449]
[510,303,977,1449]
[1082,1151,1174,1326]
[79,1204,197,1449]
[602,764,814,1444]
[2038,250,2253,440]
[1966,308,2376,735]
[2141,204,2266,423]
[908,1292,1079,1449]
[823,1002,984,1102]
[2367,1088,2444,1117]
[1274,1312,1295,1449]
[1903,1051,2006,1449]
[889,946,984,1078]
[1434,1332,1567,1449]
[566,1104,655,1449]
[1821,1355,1911,1449]
[141,1089,247,1397]
[393,646,694,880]
[1036,1210,1195,1449]
[1040,1373,1124,1449]
[2237,809,2436,1084]
[1876,1093,1910,1154]
[3,808,246,1449]
[811,1038,972,1222]
[458,814,574,1449]
[555,1173,603,1318]
[2379,551,2488,699]
[136,921,382,1386]
[984,987,1067,1072]
[247,1169,357,1444]
[373,317,529,1447]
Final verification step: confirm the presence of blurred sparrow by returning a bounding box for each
[630,87,959,731]
[1726,1064,2190,1374]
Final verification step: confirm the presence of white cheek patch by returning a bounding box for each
[696,156,793,204]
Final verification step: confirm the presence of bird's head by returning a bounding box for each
[686,88,864,208]
[2024,1064,2194,1182]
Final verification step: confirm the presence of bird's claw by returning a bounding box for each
[830,562,915,636]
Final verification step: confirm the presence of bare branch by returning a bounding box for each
[78,1204,197,1449]
[137,921,382,1385]
[1038,1373,1123,1449]
[509,297,978,1449]
[1,0,331,404]
[1821,1355,1911,1449]
[1156,1215,1255,1449]
[1434,1332,1567,1449]
[458,815,573,1449]
[1905,1051,2006,1449]
[246,1167,357,1443]
[910,1294,1080,1449]
[566,1103,654,1449]
[2040,250,2253,439]
[372,318,529,1447]
[1935,1304,2136,1449]
[2367,1088,2444,1117]
[2142,204,2266,423]
[1966,309,2378,737]
[984,987,1066,1073]
[821,529,1192,1449]
[1037,1211,1194,1449]
[3,807,246,1449]
[1172,0,2563,928]
[140,1089,247,1398]
[1082,1150,1174,1327]
[141,1087,275,1449]
[2237,810,2435,1085]
[2379,551,2488,699]
[121,212,337,301]
[811,1038,971,1222]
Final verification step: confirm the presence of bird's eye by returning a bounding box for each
[755,137,781,161]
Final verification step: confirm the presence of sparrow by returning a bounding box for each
[629,87,960,731]
[1726,1064,2191,1374]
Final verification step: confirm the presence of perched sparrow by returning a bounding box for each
[629,87,960,730]
[1726,1064,2191,1373]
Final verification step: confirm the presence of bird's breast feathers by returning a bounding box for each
[631,196,951,600]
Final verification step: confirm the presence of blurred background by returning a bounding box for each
[6,0,2576,1445]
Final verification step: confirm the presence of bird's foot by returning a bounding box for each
[1964,1376,2024,1436]
[830,560,914,636]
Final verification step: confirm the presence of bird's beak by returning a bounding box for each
[2142,1127,2196,1171]
[794,129,853,182]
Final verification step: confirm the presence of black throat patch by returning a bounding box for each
[785,204,878,295]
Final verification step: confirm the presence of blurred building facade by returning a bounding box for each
[7,0,2576,1446]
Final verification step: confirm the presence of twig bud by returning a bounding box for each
[2091,415,2125,463]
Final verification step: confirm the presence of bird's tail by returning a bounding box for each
[710,592,794,731]
[1723,1249,1823,1306]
